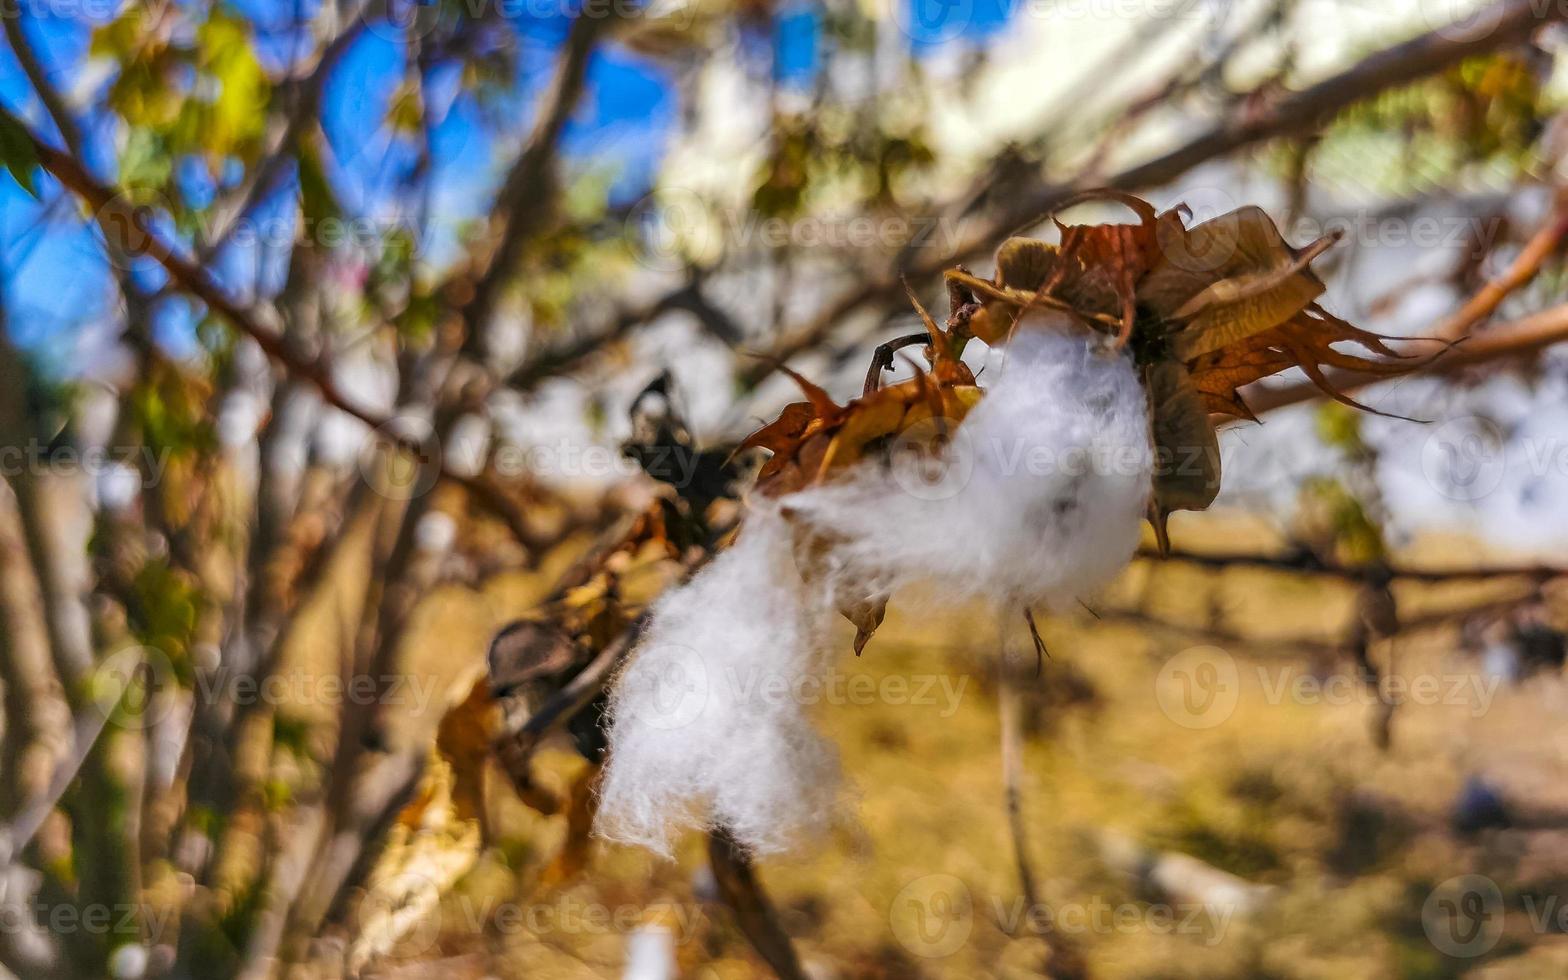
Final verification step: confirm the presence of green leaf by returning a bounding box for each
[296,143,341,228]
[0,112,40,198]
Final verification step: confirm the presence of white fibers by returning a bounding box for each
[787,318,1155,612]
[596,506,842,856]
[596,317,1154,855]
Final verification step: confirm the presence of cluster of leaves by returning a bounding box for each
[743,191,1420,558]
[95,5,270,195]
[752,110,938,218]
[740,344,979,498]
[1324,49,1552,188]
[359,462,700,954]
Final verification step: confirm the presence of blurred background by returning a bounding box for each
[2,0,1568,977]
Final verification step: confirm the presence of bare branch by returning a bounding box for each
[747,0,1568,383]
[2,15,83,155]
[1137,546,1565,583]
[0,103,543,542]
[503,280,732,392]
[1248,302,1568,415]
[998,648,1084,979]
[198,2,379,254]
[1434,188,1568,341]
[459,9,623,352]
[706,828,809,980]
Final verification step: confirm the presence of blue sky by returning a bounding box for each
[0,0,1009,372]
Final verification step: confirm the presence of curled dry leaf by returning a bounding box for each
[740,190,1422,641]
[348,683,490,975]
[740,310,982,653]
[940,192,1421,546]
[358,498,689,958]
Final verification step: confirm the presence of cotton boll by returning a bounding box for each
[596,508,841,856]
[787,317,1153,611]
[597,316,1153,857]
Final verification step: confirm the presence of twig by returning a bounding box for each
[0,102,541,543]
[999,622,1084,979]
[1436,189,1568,341]
[1246,191,1568,414]
[1098,591,1539,652]
[745,0,1566,385]
[1137,546,1565,583]
[1248,301,1568,414]
[0,658,133,866]
[2,15,83,154]
[501,279,720,393]
[197,2,378,255]
[706,828,809,980]
[458,9,621,351]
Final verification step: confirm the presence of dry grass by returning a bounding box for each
[285,511,1568,979]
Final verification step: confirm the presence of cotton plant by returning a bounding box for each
[597,191,1422,856]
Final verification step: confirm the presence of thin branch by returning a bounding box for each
[997,665,1084,978]
[1239,191,1568,415]
[1099,591,1539,653]
[3,16,136,692]
[459,9,622,352]
[745,0,1567,384]
[1137,546,1565,583]
[502,280,730,392]
[1248,301,1568,415]
[198,2,378,254]
[0,694,119,867]
[0,103,540,542]
[2,15,83,155]
[1435,188,1568,341]
[706,829,809,980]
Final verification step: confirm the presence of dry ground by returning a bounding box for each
[281,510,1568,979]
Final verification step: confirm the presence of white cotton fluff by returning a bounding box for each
[596,317,1154,856]
[786,318,1156,611]
[596,505,841,856]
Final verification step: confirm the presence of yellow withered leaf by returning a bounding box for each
[352,682,492,973]
[743,190,1421,626]
[1141,205,1310,308]
[751,352,979,499]
[1143,361,1221,552]
[436,678,503,823]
